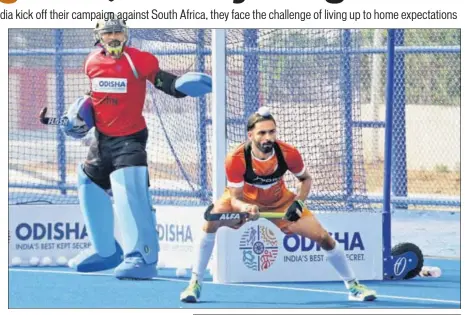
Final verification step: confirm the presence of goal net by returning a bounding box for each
[9,28,373,213]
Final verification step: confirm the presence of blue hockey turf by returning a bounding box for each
[8,258,460,309]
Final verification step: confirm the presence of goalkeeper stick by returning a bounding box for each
[38,107,68,126]
[205,211,285,222]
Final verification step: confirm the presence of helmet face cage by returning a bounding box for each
[94,19,129,58]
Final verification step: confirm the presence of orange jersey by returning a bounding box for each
[84,46,160,137]
[225,140,305,207]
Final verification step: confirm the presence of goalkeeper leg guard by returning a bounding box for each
[110,166,159,279]
[73,165,123,272]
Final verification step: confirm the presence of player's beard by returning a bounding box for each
[257,140,274,154]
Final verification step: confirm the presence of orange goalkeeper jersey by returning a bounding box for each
[225,140,306,207]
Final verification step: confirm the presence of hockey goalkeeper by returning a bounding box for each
[60,19,211,280]
[180,107,377,302]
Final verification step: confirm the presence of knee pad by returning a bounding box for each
[77,165,116,258]
[110,166,159,264]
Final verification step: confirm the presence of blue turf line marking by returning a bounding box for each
[9,268,460,305]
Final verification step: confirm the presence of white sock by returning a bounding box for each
[191,231,216,285]
[325,241,357,288]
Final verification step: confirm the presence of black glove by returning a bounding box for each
[284,200,307,222]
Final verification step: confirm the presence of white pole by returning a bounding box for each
[211,29,227,283]
[212,29,227,201]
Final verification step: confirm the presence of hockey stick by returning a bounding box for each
[205,211,285,222]
[204,200,306,222]
[38,107,68,126]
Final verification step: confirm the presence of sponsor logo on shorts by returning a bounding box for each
[239,225,278,271]
[91,78,127,93]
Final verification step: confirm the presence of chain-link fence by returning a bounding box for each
[358,29,460,210]
[8,28,460,211]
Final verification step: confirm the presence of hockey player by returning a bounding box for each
[61,19,211,280]
[180,107,377,302]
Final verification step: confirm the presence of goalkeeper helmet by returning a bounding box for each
[94,19,129,59]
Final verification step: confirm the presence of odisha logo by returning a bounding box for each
[239,225,278,271]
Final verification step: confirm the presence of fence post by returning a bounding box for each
[243,29,259,126]
[370,29,384,162]
[54,29,67,195]
[392,29,408,209]
[196,29,208,203]
[341,29,354,209]
[383,29,396,278]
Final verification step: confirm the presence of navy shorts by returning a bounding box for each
[83,128,149,190]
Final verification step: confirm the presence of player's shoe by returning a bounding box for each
[347,280,377,301]
[180,280,202,303]
[113,252,157,280]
